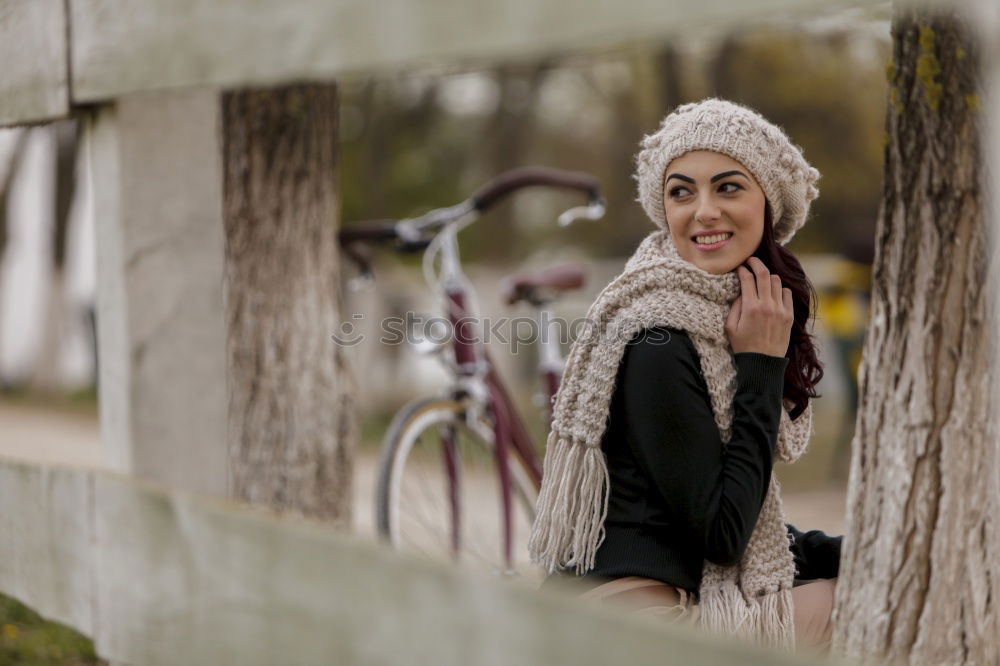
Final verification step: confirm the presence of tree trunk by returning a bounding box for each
[480,62,549,262]
[30,119,79,393]
[222,84,357,525]
[832,8,1000,664]
[0,130,28,277]
[0,130,28,390]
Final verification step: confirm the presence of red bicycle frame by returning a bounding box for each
[341,166,603,571]
[444,285,549,568]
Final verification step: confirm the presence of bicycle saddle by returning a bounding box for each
[500,263,587,306]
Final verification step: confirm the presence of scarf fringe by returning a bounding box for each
[698,581,796,650]
[527,431,609,574]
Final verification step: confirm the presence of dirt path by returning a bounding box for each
[0,402,846,543]
[0,403,104,469]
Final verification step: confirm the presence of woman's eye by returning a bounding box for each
[669,183,741,198]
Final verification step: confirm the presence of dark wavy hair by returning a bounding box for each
[750,202,824,420]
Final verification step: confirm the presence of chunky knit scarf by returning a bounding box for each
[528,229,814,650]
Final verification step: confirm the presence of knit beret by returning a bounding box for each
[634,98,820,246]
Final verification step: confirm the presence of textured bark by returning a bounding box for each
[831,9,1000,665]
[222,84,356,525]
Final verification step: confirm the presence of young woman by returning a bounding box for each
[528,98,842,652]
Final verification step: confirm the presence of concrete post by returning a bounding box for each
[88,90,228,496]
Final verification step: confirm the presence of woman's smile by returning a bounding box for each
[662,150,767,274]
[692,231,734,251]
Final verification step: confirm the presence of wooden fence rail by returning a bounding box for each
[0,456,851,666]
[0,0,903,128]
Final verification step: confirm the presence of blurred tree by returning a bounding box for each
[468,61,553,264]
[569,44,687,257]
[30,119,80,393]
[708,29,889,256]
[656,44,685,112]
[340,72,467,233]
[486,63,550,178]
[832,8,999,663]
[0,130,28,390]
[338,25,890,264]
[222,84,357,525]
[817,256,872,480]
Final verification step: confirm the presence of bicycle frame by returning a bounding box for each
[355,167,602,572]
[433,222,553,570]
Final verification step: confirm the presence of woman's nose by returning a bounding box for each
[695,194,721,222]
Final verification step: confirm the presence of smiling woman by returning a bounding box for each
[529,98,837,652]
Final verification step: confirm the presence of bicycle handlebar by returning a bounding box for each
[471,166,601,213]
[337,220,399,244]
[338,166,603,287]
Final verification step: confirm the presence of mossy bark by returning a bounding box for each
[832,8,1000,665]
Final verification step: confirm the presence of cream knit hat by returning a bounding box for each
[634,98,821,246]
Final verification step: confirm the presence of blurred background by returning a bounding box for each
[0,9,885,540]
[0,9,890,658]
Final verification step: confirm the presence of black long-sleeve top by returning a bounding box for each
[549,326,841,594]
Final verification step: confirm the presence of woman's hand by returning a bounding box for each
[724,257,793,358]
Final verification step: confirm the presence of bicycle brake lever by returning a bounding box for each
[395,219,422,243]
[557,199,606,227]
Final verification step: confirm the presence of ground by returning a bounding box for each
[0,401,847,540]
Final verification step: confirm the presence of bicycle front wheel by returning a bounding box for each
[375,398,538,575]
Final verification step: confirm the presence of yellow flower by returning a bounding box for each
[2,623,19,640]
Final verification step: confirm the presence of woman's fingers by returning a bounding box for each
[728,261,794,356]
[770,274,783,304]
[726,294,743,331]
[747,257,772,303]
[737,264,757,301]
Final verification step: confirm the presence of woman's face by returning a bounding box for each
[662,150,767,275]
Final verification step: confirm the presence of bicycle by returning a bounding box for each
[338,166,604,576]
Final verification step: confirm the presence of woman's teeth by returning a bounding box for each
[694,232,733,245]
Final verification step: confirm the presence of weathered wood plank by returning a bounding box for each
[0,457,853,666]
[67,0,889,104]
[0,459,94,635]
[0,0,69,126]
[88,89,229,495]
